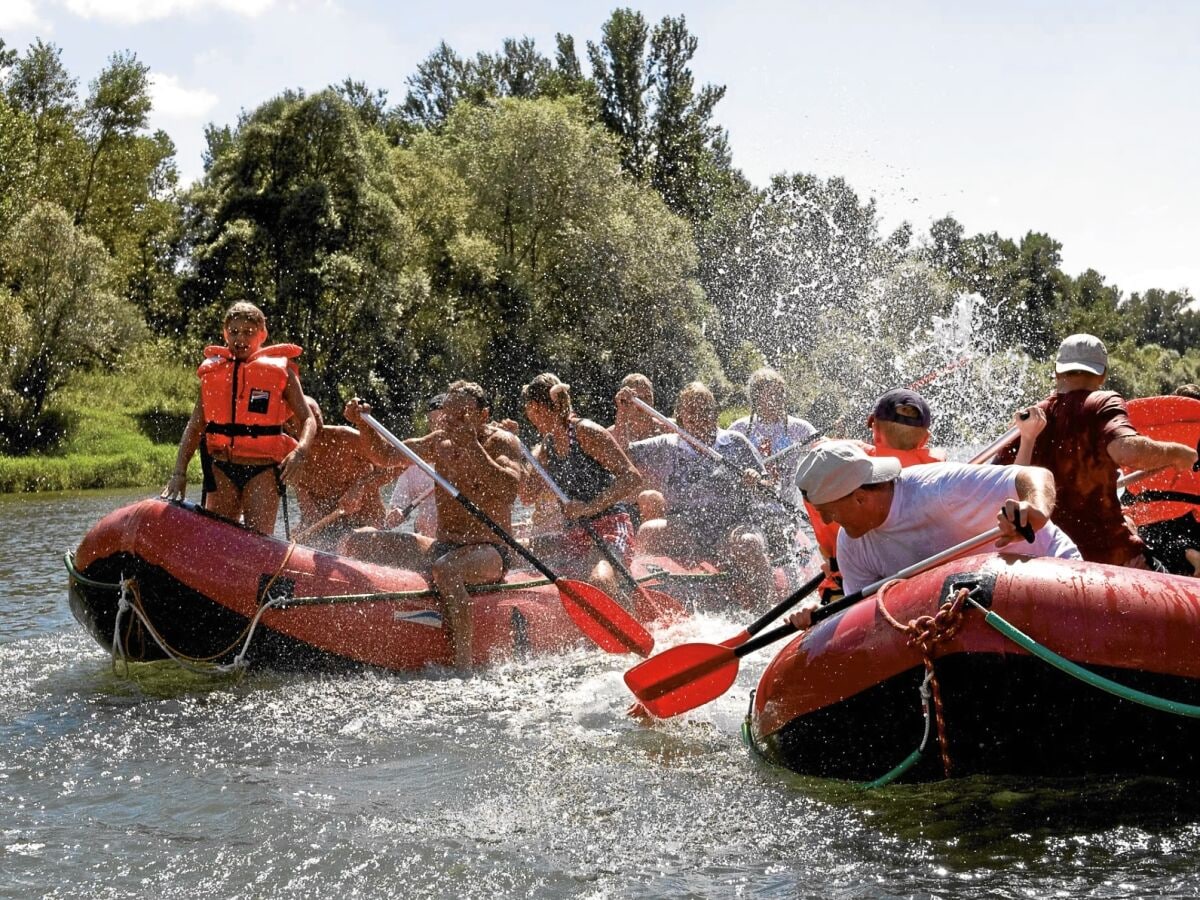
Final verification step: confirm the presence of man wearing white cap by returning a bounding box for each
[1004,333,1197,568]
[786,442,1080,619]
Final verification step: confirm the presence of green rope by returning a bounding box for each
[64,552,122,590]
[860,748,924,790]
[972,598,1200,719]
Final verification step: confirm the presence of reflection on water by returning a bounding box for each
[3,488,1200,897]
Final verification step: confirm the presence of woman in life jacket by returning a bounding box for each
[162,301,316,535]
[521,373,643,600]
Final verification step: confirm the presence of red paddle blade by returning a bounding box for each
[632,587,687,624]
[558,578,655,657]
[719,630,750,649]
[623,642,739,718]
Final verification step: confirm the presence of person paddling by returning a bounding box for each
[286,397,396,550]
[627,381,775,610]
[805,388,946,602]
[520,373,642,600]
[343,382,524,669]
[163,301,315,535]
[728,367,817,495]
[785,441,1080,629]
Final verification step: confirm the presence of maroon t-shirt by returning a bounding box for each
[995,389,1142,565]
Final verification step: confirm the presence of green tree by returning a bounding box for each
[0,202,143,451]
[0,95,36,240]
[3,39,79,208]
[76,51,153,228]
[181,89,412,411]
[399,96,722,414]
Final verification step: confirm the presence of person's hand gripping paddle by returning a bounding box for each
[624,520,1038,718]
[517,441,680,621]
[361,413,654,656]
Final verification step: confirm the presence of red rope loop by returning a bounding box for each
[877,583,973,777]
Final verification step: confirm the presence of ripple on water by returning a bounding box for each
[6,492,1200,896]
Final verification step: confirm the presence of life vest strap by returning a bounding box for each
[204,423,286,438]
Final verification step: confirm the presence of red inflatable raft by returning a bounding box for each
[748,551,1200,782]
[67,498,688,672]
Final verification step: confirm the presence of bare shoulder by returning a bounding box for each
[483,425,521,455]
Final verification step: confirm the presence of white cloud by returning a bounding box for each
[62,0,274,25]
[148,72,218,119]
[0,0,47,30]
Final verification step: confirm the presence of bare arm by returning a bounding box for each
[1107,434,1198,473]
[1012,406,1046,467]
[162,399,206,501]
[995,465,1056,547]
[474,427,524,504]
[278,370,316,483]
[566,420,642,520]
[343,398,420,470]
[518,443,552,505]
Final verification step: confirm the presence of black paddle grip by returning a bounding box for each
[1000,504,1036,543]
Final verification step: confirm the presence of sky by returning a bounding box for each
[3,0,1197,297]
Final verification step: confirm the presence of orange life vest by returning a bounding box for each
[198,344,302,462]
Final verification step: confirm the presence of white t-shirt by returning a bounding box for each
[837,462,1081,595]
[729,414,817,502]
[729,414,817,457]
[388,466,437,537]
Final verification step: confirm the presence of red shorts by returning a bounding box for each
[563,511,635,570]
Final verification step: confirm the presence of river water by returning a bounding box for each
[3,487,1200,898]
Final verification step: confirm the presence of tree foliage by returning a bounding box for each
[0,203,143,451]
[180,89,412,410]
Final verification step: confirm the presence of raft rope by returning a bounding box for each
[66,551,728,609]
[876,582,970,779]
[108,542,299,677]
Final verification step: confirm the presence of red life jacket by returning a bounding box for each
[198,344,302,462]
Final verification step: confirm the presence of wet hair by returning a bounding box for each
[223,301,266,330]
[873,419,926,451]
[619,373,654,404]
[746,367,786,408]
[1175,384,1200,401]
[446,380,490,410]
[676,381,715,417]
[522,373,573,419]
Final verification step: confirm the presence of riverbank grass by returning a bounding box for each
[0,351,197,493]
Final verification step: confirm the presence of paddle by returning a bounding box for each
[360,413,654,657]
[624,519,1036,718]
[293,468,406,544]
[389,484,436,528]
[517,441,680,618]
[627,462,1171,718]
[629,397,803,515]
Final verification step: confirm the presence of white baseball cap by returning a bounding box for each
[1055,333,1107,376]
[795,440,901,505]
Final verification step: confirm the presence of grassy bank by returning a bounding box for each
[0,347,198,494]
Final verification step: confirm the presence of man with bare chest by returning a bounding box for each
[343,381,524,668]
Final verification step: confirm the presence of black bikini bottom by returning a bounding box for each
[206,458,278,492]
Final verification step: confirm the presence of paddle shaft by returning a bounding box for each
[361,413,561,583]
[518,441,648,596]
[730,473,1169,660]
[629,397,803,515]
[394,484,435,522]
[729,523,1016,660]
